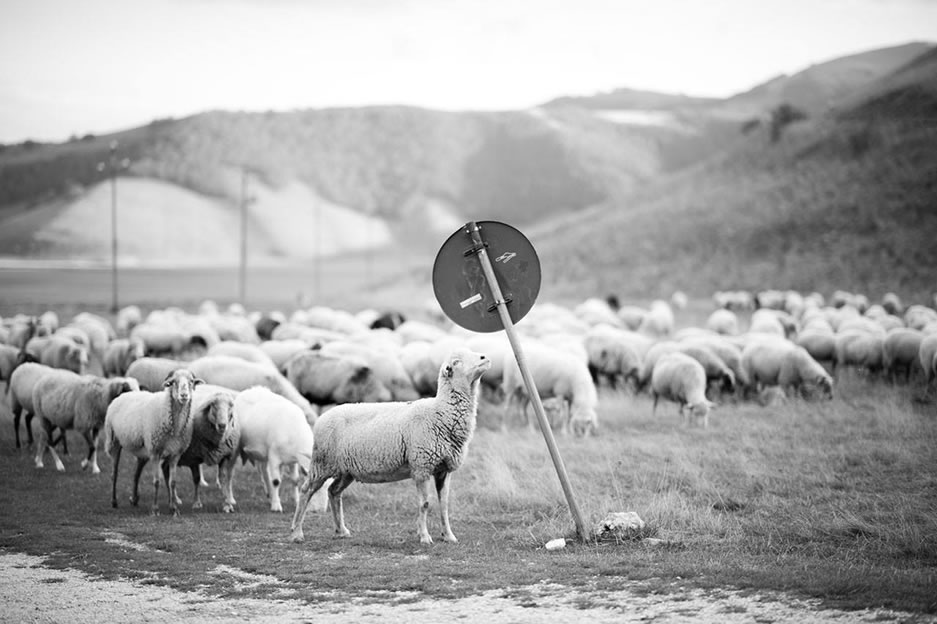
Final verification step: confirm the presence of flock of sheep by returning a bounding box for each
[1,286,936,543]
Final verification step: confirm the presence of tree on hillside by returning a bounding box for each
[769,103,808,143]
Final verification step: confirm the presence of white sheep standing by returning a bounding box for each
[638,300,675,338]
[9,361,62,450]
[104,368,203,515]
[102,338,146,378]
[174,384,240,511]
[32,370,139,473]
[501,341,599,437]
[290,348,490,545]
[233,386,329,513]
[650,352,714,427]
[882,328,924,383]
[742,340,833,399]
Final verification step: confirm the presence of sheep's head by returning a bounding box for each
[440,349,490,385]
[570,405,598,437]
[687,400,715,425]
[206,393,235,434]
[107,378,139,403]
[163,369,202,403]
[815,375,834,400]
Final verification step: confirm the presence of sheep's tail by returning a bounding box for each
[103,421,116,455]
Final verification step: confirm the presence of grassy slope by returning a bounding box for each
[534,98,937,304]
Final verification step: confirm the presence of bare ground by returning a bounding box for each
[2,550,933,624]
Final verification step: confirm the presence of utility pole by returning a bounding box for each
[238,167,250,304]
[97,140,129,314]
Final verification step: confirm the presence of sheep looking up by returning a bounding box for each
[290,348,491,545]
[104,369,203,515]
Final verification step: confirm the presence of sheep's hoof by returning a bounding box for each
[336,529,351,538]
[420,535,434,545]
[442,533,458,544]
[192,500,203,510]
[91,466,101,475]
[80,459,89,470]
[271,505,283,513]
[222,504,235,513]
[55,463,65,473]
[34,460,43,469]
[129,496,139,507]
[290,531,305,543]
[111,500,118,509]
[150,509,160,516]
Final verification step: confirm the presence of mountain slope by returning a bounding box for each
[532,49,937,303]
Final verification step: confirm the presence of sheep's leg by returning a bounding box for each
[12,405,24,449]
[36,419,65,471]
[263,459,284,512]
[218,457,237,513]
[414,476,435,545]
[165,459,182,517]
[80,428,101,474]
[25,411,35,447]
[198,464,210,488]
[189,464,204,510]
[131,457,148,506]
[151,457,164,515]
[434,471,457,543]
[327,474,354,538]
[110,446,122,508]
[289,470,333,543]
[651,393,659,416]
[286,463,302,512]
[255,461,271,497]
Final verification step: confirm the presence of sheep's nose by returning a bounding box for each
[480,355,486,360]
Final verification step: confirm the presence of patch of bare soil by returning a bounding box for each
[1,551,933,624]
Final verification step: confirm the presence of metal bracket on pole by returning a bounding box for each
[464,221,589,542]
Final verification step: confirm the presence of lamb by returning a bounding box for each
[233,386,327,513]
[502,342,599,437]
[104,368,203,515]
[174,384,240,511]
[882,328,924,383]
[286,351,392,407]
[32,371,138,473]
[188,355,319,425]
[289,348,491,544]
[102,338,146,377]
[650,352,713,427]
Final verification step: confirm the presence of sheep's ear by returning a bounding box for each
[193,377,205,386]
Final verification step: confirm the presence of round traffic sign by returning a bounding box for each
[432,221,541,333]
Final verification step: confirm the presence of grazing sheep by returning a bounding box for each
[26,335,88,374]
[233,386,327,513]
[188,355,319,425]
[320,341,420,402]
[126,357,190,391]
[103,338,146,378]
[502,342,599,437]
[583,326,642,390]
[882,328,924,383]
[104,369,203,515]
[920,334,937,388]
[676,344,736,397]
[650,352,713,427]
[796,330,836,369]
[289,348,490,544]
[705,309,740,336]
[742,341,833,399]
[116,305,143,337]
[286,351,392,407]
[638,300,674,338]
[174,384,240,511]
[259,339,319,374]
[637,341,681,389]
[32,371,138,473]
[833,330,885,379]
[207,341,278,371]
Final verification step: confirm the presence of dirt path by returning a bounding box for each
[1,551,932,624]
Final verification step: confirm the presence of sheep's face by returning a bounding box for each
[570,406,597,437]
[815,375,834,400]
[687,400,714,425]
[163,369,202,403]
[207,395,234,434]
[441,349,490,384]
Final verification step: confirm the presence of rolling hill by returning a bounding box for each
[0,41,934,304]
[531,44,937,303]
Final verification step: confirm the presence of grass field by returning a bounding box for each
[1,272,936,615]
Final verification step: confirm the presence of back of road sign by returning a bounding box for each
[432,221,541,333]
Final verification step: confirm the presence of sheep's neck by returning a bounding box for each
[436,378,479,420]
[167,394,193,436]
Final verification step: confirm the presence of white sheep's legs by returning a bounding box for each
[198,464,210,488]
[289,472,342,543]
[414,476,435,545]
[79,429,101,474]
[163,459,181,516]
[34,419,65,471]
[328,475,354,538]
[263,460,284,512]
[434,472,457,543]
[218,458,237,513]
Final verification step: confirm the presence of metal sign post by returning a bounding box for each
[433,220,588,541]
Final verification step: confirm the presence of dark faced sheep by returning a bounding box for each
[286,351,392,407]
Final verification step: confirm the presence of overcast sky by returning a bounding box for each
[1,0,935,143]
